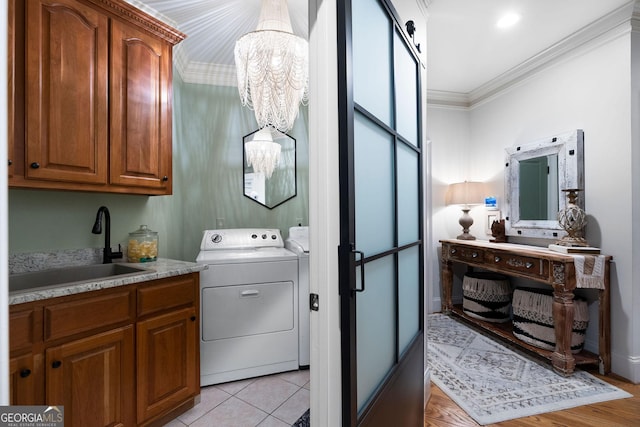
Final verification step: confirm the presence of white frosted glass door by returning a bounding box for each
[352,0,392,127]
[355,256,395,411]
[354,112,395,256]
[338,0,425,424]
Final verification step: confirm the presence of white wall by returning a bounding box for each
[630,24,640,385]
[429,26,639,382]
[427,106,477,311]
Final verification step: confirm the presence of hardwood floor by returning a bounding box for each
[424,370,640,426]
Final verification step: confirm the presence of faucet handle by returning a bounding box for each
[111,244,123,260]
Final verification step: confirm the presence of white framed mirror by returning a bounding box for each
[504,129,584,238]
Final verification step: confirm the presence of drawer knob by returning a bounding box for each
[190,315,196,322]
[51,360,62,369]
[162,175,169,182]
[472,252,479,258]
[20,369,31,378]
[494,256,501,262]
[525,262,534,269]
[450,249,456,254]
[8,159,12,166]
[30,162,40,169]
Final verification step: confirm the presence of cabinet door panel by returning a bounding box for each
[46,326,135,427]
[10,353,42,405]
[137,307,198,423]
[8,0,17,178]
[110,20,172,192]
[25,0,108,183]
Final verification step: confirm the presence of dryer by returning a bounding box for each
[196,228,299,385]
[285,226,310,368]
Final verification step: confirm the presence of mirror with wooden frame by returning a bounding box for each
[504,129,584,238]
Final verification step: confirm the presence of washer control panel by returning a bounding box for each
[200,228,284,251]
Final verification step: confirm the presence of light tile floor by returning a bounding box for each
[164,370,310,427]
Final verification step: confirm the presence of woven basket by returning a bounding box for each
[512,287,589,353]
[462,272,512,323]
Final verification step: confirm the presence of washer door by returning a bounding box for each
[202,281,294,341]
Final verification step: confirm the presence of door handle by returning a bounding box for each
[353,249,365,293]
[240,290,260,297]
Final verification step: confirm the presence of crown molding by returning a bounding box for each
[174,49,238,87]
[427,0,637,109]
[426,90,469,109]
[631,0,640,31]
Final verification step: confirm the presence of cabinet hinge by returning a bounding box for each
[310,293,319,311]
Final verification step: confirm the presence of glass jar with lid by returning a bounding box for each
[127,225,158,262]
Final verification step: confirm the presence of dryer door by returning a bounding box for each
[202,281,294,341]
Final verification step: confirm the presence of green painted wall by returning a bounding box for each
[8,71,309,262]
[174,77,309,261]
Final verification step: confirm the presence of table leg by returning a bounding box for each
[551,287,576,375]
[441,260,453,314]
[599,261,611,374]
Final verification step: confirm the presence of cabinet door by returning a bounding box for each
[110,19,173,193]
[9,353,41,405]
[25,0,108,184]
[46,326,135,427]
[137,307,198,423]
[8,0,16,178]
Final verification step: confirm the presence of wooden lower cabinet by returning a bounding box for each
[137,307,198,423]
[9,353,41,405]
[46,326,135,427]
[8,273,200,427]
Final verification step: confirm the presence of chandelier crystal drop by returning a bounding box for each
[234,0,309,132]
[245,127,282,179]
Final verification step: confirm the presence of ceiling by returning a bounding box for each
[129,0,632,97]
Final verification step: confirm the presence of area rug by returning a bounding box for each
[427,313,632,425]
[292,408,309,426]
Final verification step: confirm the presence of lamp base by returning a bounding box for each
[457,208,476,240]
[457,232,476,240]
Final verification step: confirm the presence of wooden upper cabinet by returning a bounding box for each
[25,0,109,184]
[110,20,172,192]
[10,0,185,195]
[8,0,16,178]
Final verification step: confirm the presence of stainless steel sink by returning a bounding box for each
[9,264,149,293]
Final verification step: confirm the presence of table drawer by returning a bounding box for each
[488,252,549,280]
[446,245,484,263]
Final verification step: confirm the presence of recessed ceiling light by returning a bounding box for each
[496,12,520,29]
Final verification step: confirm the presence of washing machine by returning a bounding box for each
[285,226,310,368]
[196,228,299,385]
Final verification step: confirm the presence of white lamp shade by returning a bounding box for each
[446,181,486,206]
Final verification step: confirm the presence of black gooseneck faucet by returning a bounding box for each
[92,206,123,264]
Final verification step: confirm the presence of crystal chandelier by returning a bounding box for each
[245,127,282,179]
[234,0,308,132]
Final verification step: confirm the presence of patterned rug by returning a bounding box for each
[427,313,632,425]
[291,408,309,426]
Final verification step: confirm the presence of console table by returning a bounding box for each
[440,239,611,376]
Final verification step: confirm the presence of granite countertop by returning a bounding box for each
[9,258,206,305]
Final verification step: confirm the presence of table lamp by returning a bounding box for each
[446,181,486,240]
